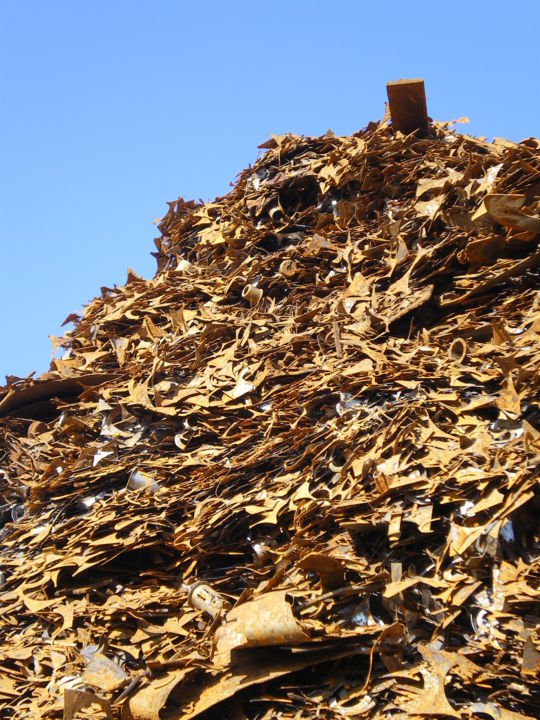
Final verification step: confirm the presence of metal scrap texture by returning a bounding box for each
[0,115,539,720]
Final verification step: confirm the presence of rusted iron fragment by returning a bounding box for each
[386,78,429,134]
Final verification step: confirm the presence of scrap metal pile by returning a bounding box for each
[0,111,539,720]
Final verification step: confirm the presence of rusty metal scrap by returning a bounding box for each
[0,109,539,720]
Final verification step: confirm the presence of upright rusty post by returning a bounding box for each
[386,78,429,134]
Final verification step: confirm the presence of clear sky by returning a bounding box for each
[1,1,539,382]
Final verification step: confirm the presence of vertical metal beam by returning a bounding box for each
[386,79,429,134]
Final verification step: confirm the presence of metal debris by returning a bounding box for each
[0,96,539,719]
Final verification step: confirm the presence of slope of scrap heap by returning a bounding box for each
[0,96,539,720]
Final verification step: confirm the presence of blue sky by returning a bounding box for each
[1,1,539,382]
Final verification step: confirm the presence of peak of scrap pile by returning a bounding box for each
[0,107,539,720]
